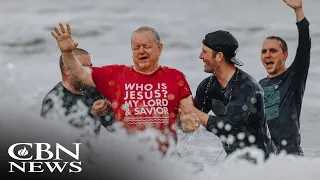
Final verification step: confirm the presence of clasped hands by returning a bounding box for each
[178,95,201,133]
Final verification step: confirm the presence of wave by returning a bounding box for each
[1,101,320,180]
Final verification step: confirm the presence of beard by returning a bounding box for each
[71,78,88,91]
[79,83,90,91]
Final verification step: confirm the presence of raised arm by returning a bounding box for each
[51,23,95,87]
[284,0,311,81]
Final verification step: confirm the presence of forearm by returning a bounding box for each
[294,7,305,22]
[61,51,83,77]
[290,15,310,78]
[61,51,87,82]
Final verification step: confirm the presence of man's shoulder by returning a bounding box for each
[259,76,268,83]
[258,76,270,86]
[41,82,65,116]
[201,75,214,85]
[196,75,216,92]
[43,82,65,100]
[99,64,131,70]
[258,70,288,87]
[238,69,262,92]
[91,64,137,81]
[85,87,104,99]
[160,66,181,72]
[159,66,186,76]
[238,69,258,83]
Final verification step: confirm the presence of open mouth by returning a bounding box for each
[139,56,148,60]
[265,61,274,67]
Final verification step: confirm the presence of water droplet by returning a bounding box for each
[158,134,166,143]
[291,114,297,120]
[108,80,115,86]
[112,101,119,109]
[178,80,185,87]
[169,113,176,118]
[168,94,175,100]
[239,142,245,148]
[242,105,248,111]
[250,97,257,104]
[224,123,232,131]
[281,140,287,146]
[219,135,226,142]
[211,128,218,134]
[237,132,245,140]
[105,115,111,122]
[121,104,126,111]
[251,108,257,114]
[248,135,256,143]
[217,121,224,129]
[226,135,235,144]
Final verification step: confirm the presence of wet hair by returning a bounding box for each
[131,26,161,45]
[59,48,90,74]
[265,36,288,53]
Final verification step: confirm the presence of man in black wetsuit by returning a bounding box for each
[180,30,277,157]
[259,0,311,156]
[41,48,115,135]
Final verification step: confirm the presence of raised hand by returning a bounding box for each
[51,23,78,52]
[283,0,303,9]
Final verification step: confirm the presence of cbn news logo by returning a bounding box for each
[8,143,82,173]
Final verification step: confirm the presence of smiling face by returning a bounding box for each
[261,39,288,78]
[131,30,163,73]
[199,45,222,73]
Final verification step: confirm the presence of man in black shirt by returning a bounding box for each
[41,48,115,135]
[180,30,277,157]
[259,0,311,156]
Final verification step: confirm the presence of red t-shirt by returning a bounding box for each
[91,65,192,137]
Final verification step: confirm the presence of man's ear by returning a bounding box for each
[158,43,163,54]
[283,51,288,62]
[216,52,224,63]
[63,65,70,76]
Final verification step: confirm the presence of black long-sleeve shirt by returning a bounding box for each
[259,18,311,155]
[194,68,277,156]
[41,82,115,135]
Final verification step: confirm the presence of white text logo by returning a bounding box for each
[8,143,82,173]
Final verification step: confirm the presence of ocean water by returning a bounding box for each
[1,0,320,179]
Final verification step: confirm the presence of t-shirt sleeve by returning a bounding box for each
[193,77,212,113]
[91,66,108,93]
[287,17,311,86]
[40,90,63,119]
[91,65,121,96]
[40,95,53,117]
[178,72,192,100]
[206,82,255,136]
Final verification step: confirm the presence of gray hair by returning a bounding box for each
[131,26,161,45]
